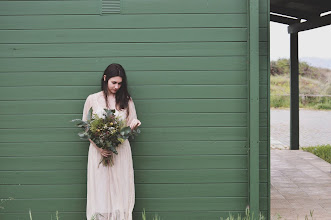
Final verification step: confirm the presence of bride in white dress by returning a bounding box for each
[82,64,141,220]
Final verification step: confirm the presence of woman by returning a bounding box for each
[82,63,141,220]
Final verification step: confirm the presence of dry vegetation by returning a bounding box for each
[270,59,331,109]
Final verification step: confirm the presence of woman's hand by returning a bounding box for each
[129,119,141,130]
[89,139,112,157]
[99,149,113,158]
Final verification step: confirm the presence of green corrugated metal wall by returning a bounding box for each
[0,0,270,219]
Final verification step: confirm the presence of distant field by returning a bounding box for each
[270,59,331,110]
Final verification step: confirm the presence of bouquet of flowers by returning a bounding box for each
[71,107,140,166]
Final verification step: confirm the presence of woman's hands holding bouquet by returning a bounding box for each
[99,149,113,158]
[89,139,112,157]
[73,108,141,166]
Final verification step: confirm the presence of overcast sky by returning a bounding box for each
[270,22,331,61]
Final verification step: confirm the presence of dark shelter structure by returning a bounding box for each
[270,0,331,150]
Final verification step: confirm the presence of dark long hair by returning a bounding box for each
[101,63,131,116]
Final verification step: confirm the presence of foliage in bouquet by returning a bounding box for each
[72,107,140,166]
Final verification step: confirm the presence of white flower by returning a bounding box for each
[93,108,106,119]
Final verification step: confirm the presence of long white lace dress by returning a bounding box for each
[82,91,137,220]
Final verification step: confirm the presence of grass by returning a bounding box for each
[28,210,59,220]
[142,209,161,220]
[18,207,319,220]
[220,207,265,220]
[302,144,331,163]
[271,95,331,109]
[141,207,317,220]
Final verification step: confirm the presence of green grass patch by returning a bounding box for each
[271,95,290,108]
[270,95,331,110]
[302,144,331,163]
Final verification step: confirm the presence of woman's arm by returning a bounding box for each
[127,98,141,129]
[82,95,92,121]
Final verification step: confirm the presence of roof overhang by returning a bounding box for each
[270,0,331,33]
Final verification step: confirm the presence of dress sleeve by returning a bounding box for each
[127,98,138,126]
[82,95,92,121]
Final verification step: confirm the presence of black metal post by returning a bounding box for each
[290,33,299,150]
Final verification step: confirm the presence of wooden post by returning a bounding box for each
[290,33,299,150]
[249,0,260,216]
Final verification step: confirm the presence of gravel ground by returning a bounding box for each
[271,109,331,148]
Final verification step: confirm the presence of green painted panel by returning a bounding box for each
[1,198,86,212]
[259,141,268,155]
[0,210,270,220]
[260,56,268,70]
[0,213,86,220]
[0,85,248,100]
[133,141,248,156]
[0,170,87,184]
[0,0,271,217]
[0,71,248,86]
[0,155,248,170]
[0,141,248,157]
[0,56,268,72]
[259,14,268,28]
[0,198,248,212]
[0,1,99,15]
[260,127,268,141]
[260,69,268,84]
[0,211,268,220]
[0,113,265,129]
[0,57,247,72]
[134,155,249,170]
[0,169,250,185]
[0,99,248,114]
[0,0,270,16]
[1,183,268,199]
[0,142,87,157]
[134,197,249,211]
[260,99,268,113]
[0,127,247,142]
[132,211,248,220]
[0,14,247,29]
[0,85,268,101]
[259,42,268,56]
[0,169,268,184]
[122,0,247,14]
[0,155,267,171]
[0,113,249,128]
[0,85,269,100]
[259,114,268,126]
[1,184,87,199]
[0,68,265,86]
[0,28,247,44]
[259,0,268,13]
[260,27,268,41]
[0,42,248,57]
[0,140,268,157]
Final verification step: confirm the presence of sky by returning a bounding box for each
[270,22,331,61]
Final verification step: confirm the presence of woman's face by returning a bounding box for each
[106,76,122,94]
